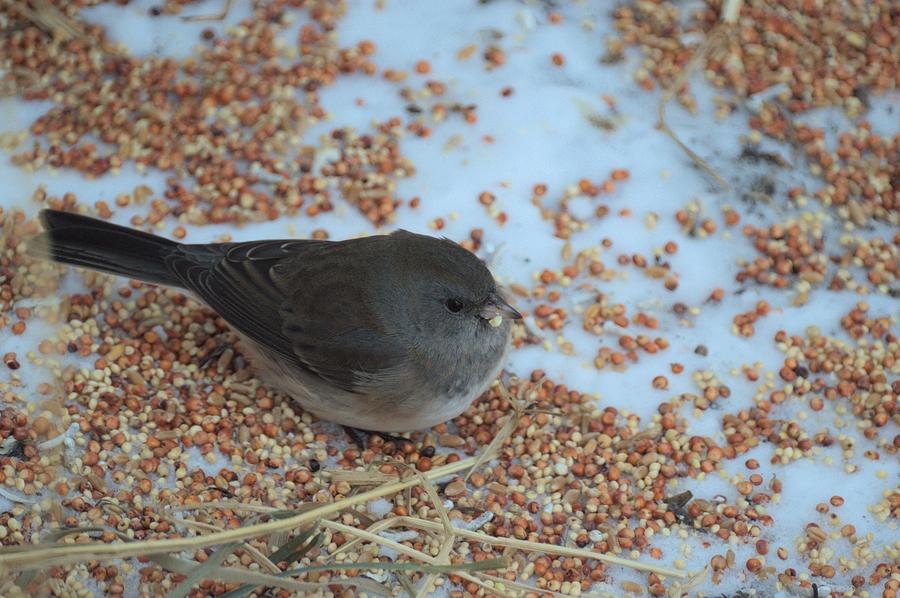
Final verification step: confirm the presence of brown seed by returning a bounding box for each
[32,417,50,435]
[806,525,827,542]
[444,481,466,497]
[439,434,465,448]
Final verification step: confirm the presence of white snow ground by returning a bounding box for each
[0,1,897,597]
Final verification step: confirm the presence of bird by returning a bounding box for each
[28,209,521,447]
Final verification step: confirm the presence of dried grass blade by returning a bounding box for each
[320,520,434,563]
[216,558,509,598]
[208,532,328,598]
[655,22,732,191]
[182,0,234,22]
[326,469,400,487]
[170,518,279,574]
[464,411,515,482]
[415,474,455,598]
[0,456,478,568]
[282,558,509,576]
[267,526,322,566]
[169,501,279,514]
[158,555,389,596]
[169,541,242,598]
[15,526,327,594]
[398,516,686,578]
[327,515,404,560]
[217,576,391,596]
[14,525,107,586]
[20,0,87,42]
[395,572,417,597]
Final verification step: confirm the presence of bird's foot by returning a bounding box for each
[343,426,413,451]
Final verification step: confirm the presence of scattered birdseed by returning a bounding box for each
[0,1,897,597]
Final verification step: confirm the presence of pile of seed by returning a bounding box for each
[0,214,803,594]
[0,209,62,335]
[530,171,629,241]
[0,0,424,227]
[0,246,715,597]
[1,1,898,597]
[609,0,899,359]
[610,0,897,230]
[736,216,827,290]
[744,302,899,596]
[770,302,898,450]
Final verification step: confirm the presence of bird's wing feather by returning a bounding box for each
[169,238,411,395]
[165,240,311,361]
[271,241,412,394]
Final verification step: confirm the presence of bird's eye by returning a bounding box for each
[444,298,464,313]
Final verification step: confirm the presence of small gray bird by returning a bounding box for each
[29,209,520,444]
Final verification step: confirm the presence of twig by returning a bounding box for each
[171,518,280,574]
[389,516,686,579]
[327,505,516,598]
[464,382,522,482]
[170,501,279,514]
[327,515,403,561]
[415,475,454,598]
[319,520,435,565]
[19,0,88,42]
[0,456,476,569]
[20,526,384,595]
[655,0,743,191]
[182,0,234,22]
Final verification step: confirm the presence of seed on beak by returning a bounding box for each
[479,293,522,323]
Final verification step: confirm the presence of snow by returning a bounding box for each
[1,1,897,597]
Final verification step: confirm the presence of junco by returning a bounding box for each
[28,209,521,444]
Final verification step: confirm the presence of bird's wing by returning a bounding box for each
[270,241,412,394]
[168,238,410,394]
[165,240,312,361]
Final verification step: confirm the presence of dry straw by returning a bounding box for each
[656,0,744,191]
[17,0,87,42]
[1,453,686,591]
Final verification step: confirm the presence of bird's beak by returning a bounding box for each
[479,293,522,324]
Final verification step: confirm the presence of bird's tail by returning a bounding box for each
[27,209,182,287]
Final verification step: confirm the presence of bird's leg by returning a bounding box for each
[343,426,369,450]
[374,430,414,448]
[200,340,235,370]
[342,426,412,450]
